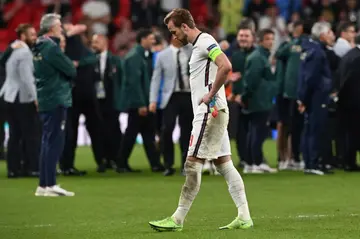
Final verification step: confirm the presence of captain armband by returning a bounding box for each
[207,45,222,61]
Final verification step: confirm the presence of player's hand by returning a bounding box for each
[229,72,241,82]
[138,106,148,116]
[199,92,213,106]
[34,100,38,112]
[149,102,157,113]
[11,42,23,49]
[73,61,79,67]
[298,103,305,114]
[234,94,241,104]
[227,93,234,102]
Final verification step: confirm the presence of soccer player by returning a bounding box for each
[149,8,253,231]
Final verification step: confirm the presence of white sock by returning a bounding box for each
[172,161,203,225]
[216,160,251,221]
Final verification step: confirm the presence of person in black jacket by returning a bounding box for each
[0,53,5,161]
[337,34,360,172]
[60,24,103,175]
[319,30,341,172]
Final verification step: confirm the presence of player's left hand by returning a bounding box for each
[199,92,213,106]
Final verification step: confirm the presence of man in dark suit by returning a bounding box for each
[60,24,96,176]
[337,34,360,172]
[297,22,333,175]
[83,34,123,172]
[116,29,164,173]
[149,36,193,176]
[0,53,5,161]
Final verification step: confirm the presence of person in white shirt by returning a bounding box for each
[333,22,355,57]
[149,8,253,232]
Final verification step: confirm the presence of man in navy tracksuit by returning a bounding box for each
[297,22,333,175]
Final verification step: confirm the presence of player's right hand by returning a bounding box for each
[149,102,157,113]
[138,106,148,116]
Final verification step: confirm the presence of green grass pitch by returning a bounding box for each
[1,140,360,239]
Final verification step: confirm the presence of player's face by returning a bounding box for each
[238,29,253,49]
[167,20,188,45]
[91,35,106,53]
[293,25,303,38]
[344,26,355,43]
[24,27,37,47]
[51,19,63,38]
[142,33,155,50]
[324,29,335,46]
[261,33,274,50]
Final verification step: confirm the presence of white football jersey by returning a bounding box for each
[189,33,228,115]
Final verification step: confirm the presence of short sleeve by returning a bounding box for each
[198,34,223,61]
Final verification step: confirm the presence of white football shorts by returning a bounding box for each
[187,109,231,160]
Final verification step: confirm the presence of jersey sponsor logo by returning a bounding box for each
[207,44,217,51]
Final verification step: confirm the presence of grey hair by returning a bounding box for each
[311,21,331,39]
[40,13,61,32]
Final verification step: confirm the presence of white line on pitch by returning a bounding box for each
[252,214,359,220]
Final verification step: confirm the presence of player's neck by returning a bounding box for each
[188,28,202,44]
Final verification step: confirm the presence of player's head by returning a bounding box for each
[164,8,196,45]
[292,20,304,38]
[40,13,62,38]
[237,26,254,49]
[337,21,355,43]
[16,23,37,47]
[258,29,274,50]
[312,21,334,45]
[91,34,108,53]
[136,29,155,50]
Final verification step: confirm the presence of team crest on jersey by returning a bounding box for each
[291,45,302,53]
[207,44,217,51]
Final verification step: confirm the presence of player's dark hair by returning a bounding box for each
[237,17,256,32]
[164,8,196,29]
[337,21,354,37]
[136,29,153,44]
[257,28,274,42]
[15,23,33,38]
[293,20,304,29]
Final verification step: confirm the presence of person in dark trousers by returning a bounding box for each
[33,13,76,196]
[0,52,6,161]
[149,35,193,176]
[318,28,340,172]
[297,22,333,176]
[275,20,305,170]
[76,34,124,173]
[230,25,255,169]
[116,29,164,173]
[59,24,92,176]
[337,34,360,172]
[241,29,278,174]
[0,24,40,178]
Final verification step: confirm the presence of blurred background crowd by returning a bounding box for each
[1,0,360,181]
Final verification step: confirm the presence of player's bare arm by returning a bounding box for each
[200,52,232,105]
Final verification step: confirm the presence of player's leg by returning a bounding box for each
[149,113,212,231]
[214,132,253,230]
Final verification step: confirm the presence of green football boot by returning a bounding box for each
[219,217,253,230]
[149,217,183,232]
